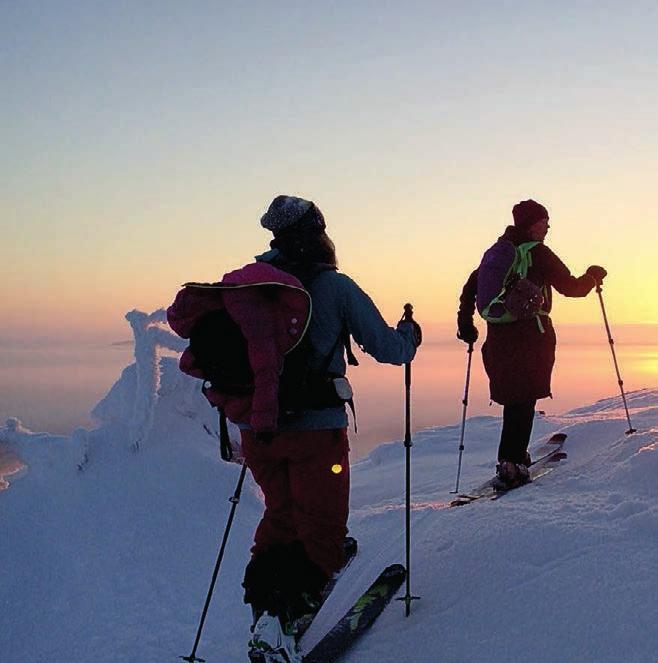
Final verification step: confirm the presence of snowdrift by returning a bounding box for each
[2,312,657,662]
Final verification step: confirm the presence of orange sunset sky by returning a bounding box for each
[2,3,658,347]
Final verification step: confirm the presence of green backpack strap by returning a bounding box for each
[515,241,539,277]
[520,242,553,331]
[516,242,551,332]
[480,241,540,323]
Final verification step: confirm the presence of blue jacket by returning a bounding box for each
[241,255,417,431]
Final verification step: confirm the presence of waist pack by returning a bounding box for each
[167,262,356,460]
[476,239,547,327]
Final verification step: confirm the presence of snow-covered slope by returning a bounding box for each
[2,349,657,663]
[338,389,658,663]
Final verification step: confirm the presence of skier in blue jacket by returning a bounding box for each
[244,195,422,662]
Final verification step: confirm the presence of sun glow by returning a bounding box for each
[638,352,658,376]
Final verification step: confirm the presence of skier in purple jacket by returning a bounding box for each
[457,199,606,487]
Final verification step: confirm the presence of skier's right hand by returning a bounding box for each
[457,325,479,345]
[586,265,607,284]
[409,320,423,347]
[398,320,423,347]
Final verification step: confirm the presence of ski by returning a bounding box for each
[450,432,568,506]
[302,563,406,663]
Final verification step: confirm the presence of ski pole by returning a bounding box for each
[396,303,420,617]
[595,283,636,435]
[451,342,474,494]
[181,462,249,663]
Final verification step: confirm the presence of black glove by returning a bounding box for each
[410,320,422,347]
[398,319,423,347]
[586,265,607,284]
[457,325,479,345]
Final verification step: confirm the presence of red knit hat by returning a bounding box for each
[512,199,549,230]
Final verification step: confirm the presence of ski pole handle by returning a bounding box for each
[401,303,422,348]
[400,302,415,396]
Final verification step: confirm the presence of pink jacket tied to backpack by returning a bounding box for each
[166,262,311,433]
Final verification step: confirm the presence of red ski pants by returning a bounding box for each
[241,427,350,578]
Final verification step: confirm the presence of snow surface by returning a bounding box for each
[2,311,657,662]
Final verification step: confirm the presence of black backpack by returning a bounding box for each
[189,308,254,396]
[189,299,357,414]
[186,268,358,460]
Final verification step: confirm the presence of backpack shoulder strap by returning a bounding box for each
[514,241,540,278]
[218,409,233,462]
[343,329,359,367]
[317,326,359,374]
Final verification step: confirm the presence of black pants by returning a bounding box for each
[243,540,327,620]
[498,400,537,463]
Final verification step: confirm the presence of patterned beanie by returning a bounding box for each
[512,199,549,230]
[260,195,326,235]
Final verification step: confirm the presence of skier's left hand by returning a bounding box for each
[457,325,479,345]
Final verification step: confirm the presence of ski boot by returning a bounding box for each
[494,459,531,490]
[248,611,302,663]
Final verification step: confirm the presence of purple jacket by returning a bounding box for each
[458,226,596,404]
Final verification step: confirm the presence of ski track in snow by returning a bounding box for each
[1,316,657,663]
